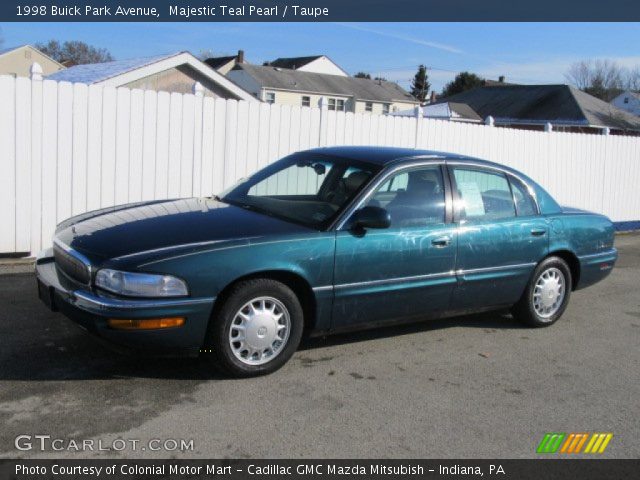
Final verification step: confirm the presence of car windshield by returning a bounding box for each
[219,153,380,229]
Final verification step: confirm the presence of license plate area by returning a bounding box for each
[37,279,57,311]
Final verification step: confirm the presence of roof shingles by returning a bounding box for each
[233,64,416,103]
[440,84,640,131]
[46,54,177,84]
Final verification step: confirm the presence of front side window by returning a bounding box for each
[301,96,311,107]
[366,166,445,228]
[265,91,276,104]
[328,98,336,111]
[221,153,378,229]
[336,99,346,111]
[383,104,390,114]
[509,176,538,216]
[452,168,515,221]
[365,102,373,112]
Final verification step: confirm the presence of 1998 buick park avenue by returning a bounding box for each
[36,147,617,377]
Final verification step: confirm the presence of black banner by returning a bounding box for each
[2,0,640,22]
[1,459,639,480]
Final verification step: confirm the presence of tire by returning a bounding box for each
[512,256,572,327]
[203,278,304,377]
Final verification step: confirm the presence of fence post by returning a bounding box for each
[544,122,553,133]
[30,62,43,81]
[192,82,204,97]
[318,96,328,146]
[485,115,495,127]
[30,72,43,255]
[414,104,423,149]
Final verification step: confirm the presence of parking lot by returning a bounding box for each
[0,234,638,459]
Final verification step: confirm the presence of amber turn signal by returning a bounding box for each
[107,317,186,330]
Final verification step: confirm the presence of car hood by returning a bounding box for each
[55,197,312,261]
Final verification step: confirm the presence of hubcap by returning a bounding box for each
[532,267,565,319]
[228,296,290,366]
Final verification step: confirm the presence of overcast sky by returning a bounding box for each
[2,22,639,92]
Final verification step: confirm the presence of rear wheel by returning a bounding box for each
[204,279,304,377]
[512,256,572,327]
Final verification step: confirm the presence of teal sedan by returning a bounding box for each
[36,147,617,376]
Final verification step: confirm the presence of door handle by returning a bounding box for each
[432,236,451,247]
[530,228,547,236]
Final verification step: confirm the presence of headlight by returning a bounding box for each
[95,269,188,297]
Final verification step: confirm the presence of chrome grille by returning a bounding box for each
[53,243,91,284]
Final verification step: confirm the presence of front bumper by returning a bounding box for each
[35,253,215,355]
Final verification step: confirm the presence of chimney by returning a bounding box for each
[430,91,437,103]
[498,75,505,83]
[237,50,245,64]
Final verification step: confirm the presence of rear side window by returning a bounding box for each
[452,168,515,221]
[509,176,538,216]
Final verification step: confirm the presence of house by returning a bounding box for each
[392,102,482,123]
[227,63,418,114]
[610,90,640,117]
[0,45,64,77]
[438,84,640,134]
[204,50,245,75]
[267,55,349,76]
[46,51,256,101]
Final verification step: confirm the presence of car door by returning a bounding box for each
[448,163,549,309]
[331,163,458,328]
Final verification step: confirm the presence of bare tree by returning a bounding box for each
[627,66,640,91]
[36,40,114,65]
[565,60,592,90]
[565,59,625,100]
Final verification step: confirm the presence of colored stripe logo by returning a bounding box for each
[537,433,613,454]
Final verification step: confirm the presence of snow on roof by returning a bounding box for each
[46,53,175,84]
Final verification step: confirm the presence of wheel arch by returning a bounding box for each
[546,249,581,290]
[210,270,318,332]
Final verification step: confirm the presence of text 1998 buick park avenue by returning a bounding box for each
[36,147,617,376]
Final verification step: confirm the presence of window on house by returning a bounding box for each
[383,104,390,114]
[365,102,373,112]
[265,92,276,104]
[301,96,311,107]
[336,99,346,111]
[328,98,336,111]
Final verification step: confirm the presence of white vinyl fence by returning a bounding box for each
[1,74,639,255]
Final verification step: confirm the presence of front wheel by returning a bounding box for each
[512,256,572,327]
[204,279,304,377]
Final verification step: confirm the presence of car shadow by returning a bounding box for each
[1,302,523,382]
[299,309,524,351]
[1,272,528,381]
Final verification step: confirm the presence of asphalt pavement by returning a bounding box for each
[0,234,638,459]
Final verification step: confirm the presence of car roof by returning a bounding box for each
[307,146,499,168]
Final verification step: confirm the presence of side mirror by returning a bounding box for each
[352,206,391,230]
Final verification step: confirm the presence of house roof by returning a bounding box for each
[0,45,64,67]
[233,64,417,104]
[204,55,237,70]
[439,84,640,131]
[612,90,640,101]
[0,45,24,56]
[269,55,323,69]
[45,51,257,102]
[392,102,482,122]
[46,54,172,83]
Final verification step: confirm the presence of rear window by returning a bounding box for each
[453,168,516,221]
